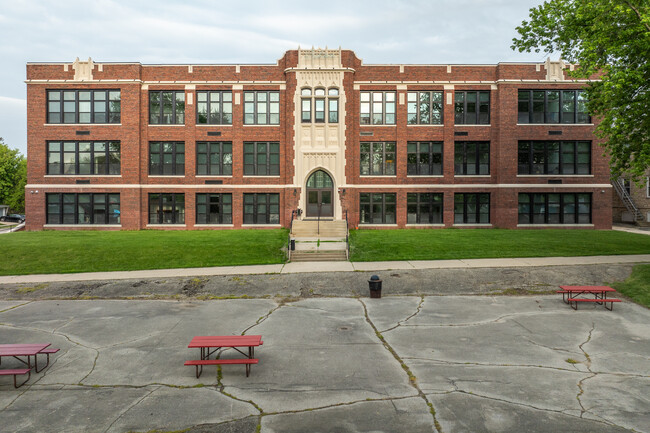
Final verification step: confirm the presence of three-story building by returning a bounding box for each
[25,48,611,230]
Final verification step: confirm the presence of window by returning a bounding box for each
[454,193,490,224]
[149,90,185,124]
[149,193,185,224]
[518,141,591,175]
[407,142,443,175]
[455,91,490,124]
[360,193,396,224]
[149,142,185,175]
[243,193,280,224]
[328,88,339,123]
[47,141,120,175]
[360,91,396,125]
[301,88,312,123]
[46,193,120,225]
[302,87,339,123]
[407,193,443,224]
[197,91,232,124]
[360,142,396,175]
[454,142,490,175]
[518,90,590,124]
[518,193,591,224]
[196,142,232,175]
[47,90,120,124]
[244,91,280,125]
[196,193,232,224]
[244,142,280,175]
[407,91,443,124]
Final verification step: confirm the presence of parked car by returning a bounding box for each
[0,214,25,223]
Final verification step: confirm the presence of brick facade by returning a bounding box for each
[25,49,612,231]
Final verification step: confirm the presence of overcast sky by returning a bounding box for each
[0,0,547,155]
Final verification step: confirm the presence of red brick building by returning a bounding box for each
[25,48,611,231]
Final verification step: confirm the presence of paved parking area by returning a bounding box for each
[1,296,648,432]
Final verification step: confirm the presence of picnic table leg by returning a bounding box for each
[195,364,203,378]
[14,369,30,388]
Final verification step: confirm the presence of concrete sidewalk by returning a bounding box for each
[0,297,647,432]
[2,254,650,285]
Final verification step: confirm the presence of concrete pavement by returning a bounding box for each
[0,296,648,432]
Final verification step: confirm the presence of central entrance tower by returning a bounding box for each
[287,48,351,220]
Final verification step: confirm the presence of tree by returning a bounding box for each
[0,138,26,213]
[511,0,650,182]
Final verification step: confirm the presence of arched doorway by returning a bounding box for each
[305,170,334,218]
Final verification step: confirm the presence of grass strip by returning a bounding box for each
[0,229,287,276]
[349,229,650,262]
[611,264,650,308]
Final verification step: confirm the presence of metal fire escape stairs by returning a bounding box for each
[612,178,644,222]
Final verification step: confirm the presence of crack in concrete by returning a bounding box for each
[576,322,596,418]
[381,296,425,333]
[444,389,633,431]
[358,298,443,433]
[103,385,158,433]
[0,301,32,314]
[260,394,420,417]
[383,310,565,332]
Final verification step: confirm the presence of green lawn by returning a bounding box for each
[349,229,650,262]
[611,264,650,308]
[0,230,288,276]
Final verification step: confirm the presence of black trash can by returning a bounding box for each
[290,239,296,251]
[368,275,382,298]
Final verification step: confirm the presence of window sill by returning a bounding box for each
[43,123,122,126]
[241,224,282,227]
[146,224,187,227]
[454,175,491,178]
[196,175,233,178]
[148,124,185,127]
[517,224,594,228]
[242,124,280,127]
[194,224,235,227]
[516,123,594,126]
[406,175,444,178]
[516,174,594,178]
[148,175,186,178]
[406,124,444,127]
[196,124,233,127]
[359,175,397,178]
[44,175,122,178]
[454,124,491,127]
[405,224,445,227]
[359,124,396,127]
[242,175,281,178]
[453,224,492,227]
[359,224,398,227]
[44,224,121,228]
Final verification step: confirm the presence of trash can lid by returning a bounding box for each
[370,275,380,281]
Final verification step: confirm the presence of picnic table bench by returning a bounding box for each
[0,344,59,388]
[185,335,262,378]
[557,285,621,311]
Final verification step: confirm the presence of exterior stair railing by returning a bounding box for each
[612,178,643,221]
[345,210,350,261]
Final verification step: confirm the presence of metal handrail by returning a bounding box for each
[345,210,349,261]
[317,204,321,235]
[288,209,297,261]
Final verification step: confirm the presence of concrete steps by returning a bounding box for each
[291,220,347,239]
[290,250,348,262]
[289,219,349,262]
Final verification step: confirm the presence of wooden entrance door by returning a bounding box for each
[305,170,334,217]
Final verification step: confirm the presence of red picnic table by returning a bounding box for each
[185,335,263,378]
[558,285,621,310]
[0,343,50,388]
